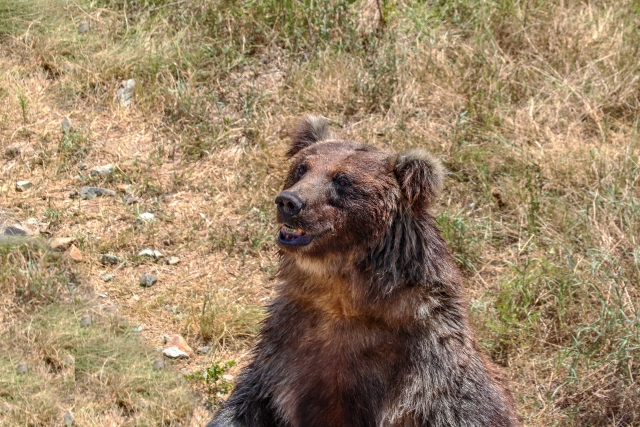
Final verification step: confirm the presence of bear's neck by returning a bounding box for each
[278,244,466,328]
[361,209,461,294]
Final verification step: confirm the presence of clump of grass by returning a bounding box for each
[0,0,37,37]
[0,238,67,308]
[17,90,28,125]
[436,209,480,271]
[198,292,264,350]
[348,32,399,115]
[58,129,91,165]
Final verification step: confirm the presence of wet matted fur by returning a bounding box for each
[208,116,520,427]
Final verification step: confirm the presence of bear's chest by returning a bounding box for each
[268,314,406,427]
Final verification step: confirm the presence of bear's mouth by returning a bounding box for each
[278,225,315,246]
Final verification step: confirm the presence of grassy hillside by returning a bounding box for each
[1,0,639,425]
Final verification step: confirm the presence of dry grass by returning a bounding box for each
[0,240,196,426]
[1,0,639,425]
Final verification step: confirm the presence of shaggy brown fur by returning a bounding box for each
[208,116,520,427]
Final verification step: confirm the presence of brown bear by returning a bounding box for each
[207,116,520,427]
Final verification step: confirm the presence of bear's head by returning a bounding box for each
[275,116,446,288]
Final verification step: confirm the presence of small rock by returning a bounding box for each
[137,399,149,409]
[5,144,20,158]
[26,218,38,226]
[0,403,12,413]
[138,212,156,222]
[162,347,189,359]
[15,181,33,192]
[139,273,157,287]
[163,334,193,358]
[222,374,234,381]
[102,304,118,312]
[152,359,165,370]
[138,249,163,259]
[78,162,88,170]
[50,237,77,252]
[167,256,180,265]
[78,21,90,33]
[125,195,140,205]
[80,315,92,327]
[68,244,83,262]
[3,225,30,236]
[98,292,108,298]
[100,254,122,265]
[61,62,74,72]
[117,184,131,193]
[138,248,156,258]
[101,273,115,282]
[80,186,115,200]
[62,117,71,133]
[90,164,114,176]
[197,346,210,355]
[116,79,135,107]
[63,354,75,366]
[64,410,74,426]
[16,363,28,374]
[133,325,144,332]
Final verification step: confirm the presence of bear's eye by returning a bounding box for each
[334,174,351,190]
[296,163,307,178]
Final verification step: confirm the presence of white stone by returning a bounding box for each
[138,248,156,258]
[116,79,135,106]
[138,212,156,222]
[64,410,74,426]
[15,181,32,192]
[162,346,189,359]
[90,164,114,176]
[62,117,71,132]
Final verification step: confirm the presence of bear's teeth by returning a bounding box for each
[283,226,303,235]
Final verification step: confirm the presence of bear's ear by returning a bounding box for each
[287,115,333,158]
[391,149,444,210]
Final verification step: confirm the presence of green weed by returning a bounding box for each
[186,360,236,403]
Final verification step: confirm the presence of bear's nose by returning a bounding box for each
[275,191,303,219]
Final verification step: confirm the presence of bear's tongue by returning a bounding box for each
[280,226,304,241]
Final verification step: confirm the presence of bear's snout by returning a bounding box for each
[275,191,304,221]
